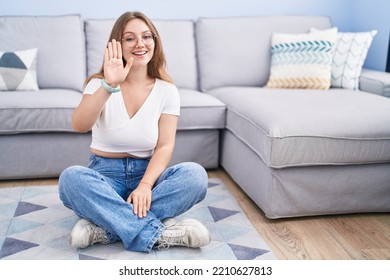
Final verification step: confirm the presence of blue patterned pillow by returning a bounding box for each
[331,30,377,90]
[312,28,377,90]
[266,28,337,90]
[0,48,38,91]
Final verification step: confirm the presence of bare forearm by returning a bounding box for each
[72,87,111,132]
[141,145,174,186]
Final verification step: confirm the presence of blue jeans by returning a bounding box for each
[58,155,208,253]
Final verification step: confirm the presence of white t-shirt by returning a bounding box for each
[83,78,180,158]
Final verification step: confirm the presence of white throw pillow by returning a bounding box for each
[0,48,39,91]
[266,28,337,90]
[311,28,377,90]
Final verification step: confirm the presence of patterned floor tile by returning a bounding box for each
[228,243,269,260]
[210,196,243,212]
[9,224,69,245]
[45,235,75,253]
[0,237,39,259]
[208,206,240,222]
[178,206,214,223]
[80,242,155,260]
[0,187,24,201]
[0,217,11,236]
[230,230,271,250]
[196,243,238,260]
[7,217,42,235]
[23,191,64,209]
[2,244,77,260]
[0,237,5,252]
[79,254,104,260]
[14,201,47,217]
[216,223,253,242]
[219,212,256,228]
[0,201,19,218]
[0,179,276,260]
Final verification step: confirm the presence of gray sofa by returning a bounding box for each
[1,14,390,219]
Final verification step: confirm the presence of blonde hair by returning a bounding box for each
[85,11,172,86]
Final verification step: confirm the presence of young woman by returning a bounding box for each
[58,11,210,253]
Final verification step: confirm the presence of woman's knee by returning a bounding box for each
[58,165,88,195]
[180,162,208,196]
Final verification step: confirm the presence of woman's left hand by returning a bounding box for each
[103,39,133,87]
[127,184,152,218]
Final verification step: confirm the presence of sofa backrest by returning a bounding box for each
[196,16,332,92]
[85,19,198,90]
[0,15,86,92]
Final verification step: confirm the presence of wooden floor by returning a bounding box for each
[208,169,390,260]
[1,168,390,260]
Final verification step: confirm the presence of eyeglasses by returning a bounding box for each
[122,33,155,47]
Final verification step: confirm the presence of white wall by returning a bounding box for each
[1,0,389,71]
[349,0,390,71]
[0,0,350,20]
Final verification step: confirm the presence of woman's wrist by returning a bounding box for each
[101,79,121,93]
[139,181,153,189]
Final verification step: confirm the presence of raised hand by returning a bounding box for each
[103,39,133,87]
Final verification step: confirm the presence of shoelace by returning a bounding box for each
[86,224,109,245]
[155,240,170,251]
[155,233,186,250]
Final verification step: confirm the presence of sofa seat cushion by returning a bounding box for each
[178,89,226,130]
[209,87,390,168]
[0,88,226,134]
[0,90,82,134]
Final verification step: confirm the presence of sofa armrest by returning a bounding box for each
[359,68,390,97]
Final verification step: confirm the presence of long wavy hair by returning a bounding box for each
[85,11,172,85]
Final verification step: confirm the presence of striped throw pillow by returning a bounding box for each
[266,28,337,90]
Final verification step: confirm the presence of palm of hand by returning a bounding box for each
[103,39,133,86]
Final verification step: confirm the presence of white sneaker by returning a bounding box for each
[155,218,211,250]
[162,217,177,227]
[70,218,110,249]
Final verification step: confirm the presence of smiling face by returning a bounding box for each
[121,18,155,68]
